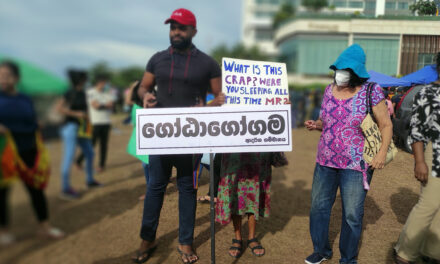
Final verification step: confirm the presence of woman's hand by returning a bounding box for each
[370,149,387,169]
[75,111,87,119]
[0,124,8,134]
[304,119,322,131]
[304,120,317,130]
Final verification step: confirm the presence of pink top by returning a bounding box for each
[316,83,384,189]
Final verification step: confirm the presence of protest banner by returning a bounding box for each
[222,57,289,106]
[136,105,291,155]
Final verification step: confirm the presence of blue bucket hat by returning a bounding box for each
[330,44,370,79]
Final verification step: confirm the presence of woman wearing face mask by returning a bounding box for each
[303,44,392,264]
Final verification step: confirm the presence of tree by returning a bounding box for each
[111,66,144,88]
[210,43,269,65]
[409,0,437,15]
[88,61,144,89]
[89,61,113,84]
[272,2,296,29]
[301,0,328,12]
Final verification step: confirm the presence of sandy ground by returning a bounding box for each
[0,116,436,264]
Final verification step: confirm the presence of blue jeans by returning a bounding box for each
[60,122,95,191]
[140,154,197,245]
[309,163,373,264]
[142,162,150,185]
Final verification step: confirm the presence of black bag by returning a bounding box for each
[271,152,289,167]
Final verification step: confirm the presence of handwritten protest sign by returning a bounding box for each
[136,105,291,155]
[222,58,289,106]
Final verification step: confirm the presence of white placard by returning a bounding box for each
[136,105,292,155]
[222,57,289,106]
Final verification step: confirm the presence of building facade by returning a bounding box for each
[242,0,289,56]
[241,0,417,57]
[274,18,440,76]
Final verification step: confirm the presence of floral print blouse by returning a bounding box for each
[317,83,384,189]
[409,82,440,178]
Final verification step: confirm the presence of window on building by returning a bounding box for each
[364,1,376,9]
[354,38,399,76]
[397,2,408,9]
[385,1,397,9]
[417,53,435,69]
[255,28,274,40]
[255,11,276,17]
[334,0,347,7]
[255,0,280,4]
[348,1,363,8]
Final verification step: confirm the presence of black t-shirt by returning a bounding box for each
[63,88,88,124]
[146,45,221,108]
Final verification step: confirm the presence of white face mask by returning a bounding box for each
[335,70,350,86]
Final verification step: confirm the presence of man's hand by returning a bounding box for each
[105,102,114,108]
[209,92,225,106]
[143,92,157,108]
[414,160,429,186]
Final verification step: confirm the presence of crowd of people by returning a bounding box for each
[0,7,439,264]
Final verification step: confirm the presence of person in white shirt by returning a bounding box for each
[76,73,115,172]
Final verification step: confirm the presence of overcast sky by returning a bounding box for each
[0,0,242,77]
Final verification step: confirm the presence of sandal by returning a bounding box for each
[247,238,265,257]
[39,227,65,239]
[228,239,243,258]
[393,249,415,264]
[197,196,210,204]
[177,246,199,264]
[131,245,156,263]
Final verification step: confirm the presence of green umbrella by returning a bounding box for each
[0,55,68,95]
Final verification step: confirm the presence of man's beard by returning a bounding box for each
[170,36,192,50]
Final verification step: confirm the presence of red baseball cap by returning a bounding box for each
[164,8,197,28]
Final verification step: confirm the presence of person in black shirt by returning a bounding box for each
[132,8,224,264]
[56,69,101,200]
[391,87,404,113]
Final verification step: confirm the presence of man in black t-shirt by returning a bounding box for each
[391,87,404,112]
[132,8,224,264]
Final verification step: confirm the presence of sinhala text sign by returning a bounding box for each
[222,57,289,106]
[136,105,291,155]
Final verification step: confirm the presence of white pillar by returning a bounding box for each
[375,0,386,17]
[397,34,403,76]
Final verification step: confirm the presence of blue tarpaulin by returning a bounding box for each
[367,70,411,87]
[400,64,438,85]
